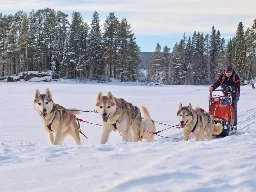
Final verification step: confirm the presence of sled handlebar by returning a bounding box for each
[209,89,233,100]
[212,89,224,92]
[211,89,233,94]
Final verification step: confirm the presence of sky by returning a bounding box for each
[0,0,256,52]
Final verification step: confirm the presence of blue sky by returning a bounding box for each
[1,0,256,52]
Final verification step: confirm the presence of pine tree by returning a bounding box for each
[231,37,236,66]
[184,36,194,84]
[204,34,211,82]
[60,41,70,77]
[27,10,37,71]
[88,11,104,79]
[215,30,225,74]
[250,19,256,79]
[42,8,56,71]
[18,15,29,73]
[68,11,83,78]
[34,9,46,72]
[209,26,218,81]
[2,12,25,75]
[196,33,208,84]
[177,39,186,84]
[226,39,233,65]
[116,18,134,81]
[147,43,162,82]
[5,20,17,75]
[103,12,119,77]
[77,22,90,80]
[161,45,171,84]
[234,22,246,81]
[126,35,141,81]
[170,43,181,84]
[244,20,256,81]
[53,11,69,78]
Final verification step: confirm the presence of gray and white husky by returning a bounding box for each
[95,91,156,144]
[34,88,81,145]
[177,103,221,141]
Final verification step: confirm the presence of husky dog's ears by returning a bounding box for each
[34,89,40,101]
[188,103,192,111]
[97,92,103,102]
[45,88,52,100]
[179,103,182,110]
[107,91,114,100]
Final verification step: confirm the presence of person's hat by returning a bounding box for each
[225,65,233,72]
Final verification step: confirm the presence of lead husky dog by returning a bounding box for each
[96,92,156,144]
[34,88,81,145]
[177,103,221,141]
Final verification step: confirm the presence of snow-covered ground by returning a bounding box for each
[0,81,256,192]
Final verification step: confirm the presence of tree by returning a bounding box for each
[126,35,141,81]
[52,11,69,78]
[147,43,162,82]
[170,43,181,84]
[88,11,104,79]
[76,22,90,80]
[209,26,218,81]
[234,22,246,81]
[68,11,84,78]
[18,15,29,73]
[184,36,194,84]
[103,12,119,77]
[161,45,171,84]
[116,18,135,81]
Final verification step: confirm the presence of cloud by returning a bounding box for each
[1,0,255,39]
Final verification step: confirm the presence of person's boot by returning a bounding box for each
[231,125,237,131]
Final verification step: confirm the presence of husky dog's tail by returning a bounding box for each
[140,105,151,118]
[68,108,81,115]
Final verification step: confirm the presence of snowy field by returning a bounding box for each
[0,81,256,192]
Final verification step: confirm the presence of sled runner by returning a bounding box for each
[209,89,235,137]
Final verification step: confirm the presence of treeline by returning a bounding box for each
[147,20,256,84]
[1,9,255,85]
[0,9,140,81]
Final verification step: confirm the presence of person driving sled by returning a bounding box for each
[208,65,240,130]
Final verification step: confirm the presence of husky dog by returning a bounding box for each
[177,103,221,141]
[34,88,81,145]
[96,92,155,144]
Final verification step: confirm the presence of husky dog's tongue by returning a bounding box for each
[180,123,186,128]
[102,116,108,122]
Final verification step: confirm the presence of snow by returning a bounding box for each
[28,76,52,82]
[17,71,52,76]
[0,71,53,82]
[0,82,256,192]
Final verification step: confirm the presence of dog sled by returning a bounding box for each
[209,88,236,137]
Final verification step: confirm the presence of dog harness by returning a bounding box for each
[46,104,76,132]
[112,123,117,129]
[191,114,199,132]
[47,104,57,132]
[111,98,142,129]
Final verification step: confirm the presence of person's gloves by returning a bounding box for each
[209,86,213,92]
